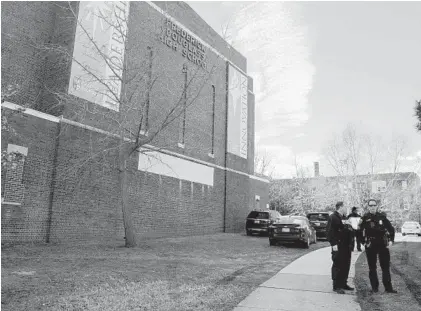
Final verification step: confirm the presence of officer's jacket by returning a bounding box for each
[327,211,345,247]
[360,212,395,246]
[341,221,355,250]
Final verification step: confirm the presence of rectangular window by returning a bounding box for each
[178,64,188,147]
[211,85,215,155]
[3,144,28,203]
[140,47,153,136]
[372,180,386,193]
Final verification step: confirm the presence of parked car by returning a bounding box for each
[401,221,421,236]
[246,210,282,236]
[306,212,331,240]
[268,215,317,248]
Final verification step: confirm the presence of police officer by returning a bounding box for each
[341,216,356,288]
[327,201,354,294]
[360,199,397,293]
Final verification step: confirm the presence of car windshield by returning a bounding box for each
[403,223,419,229]
[276,217,304,225]
[308,214,329,221]
[247,212,269,219]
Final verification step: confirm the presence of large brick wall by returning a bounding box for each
[1,108,58,242]
[1,1,269,243]
[1,110,228,243]
[48,122,123,243]
[1,1,56,107]
[250,178,270,211]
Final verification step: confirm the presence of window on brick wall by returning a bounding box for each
[178,64,188,147]
[140,46,153,135]
[3,144,28,203]
[211,84,215,155]
[255,195,261,210]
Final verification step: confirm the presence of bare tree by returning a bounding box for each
[324,124,367,206]
[254,148,275,177]
[1,84,28,170]
[342,124,362,176]
[3,2,227,247]
[415,99,421,132]
[65,3,226,247]
[324,134,348,177]
[387,135,407,174]
[293,154,310,179]
[363,134,383,175]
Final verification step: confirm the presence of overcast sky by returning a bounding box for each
[187,1,421,178]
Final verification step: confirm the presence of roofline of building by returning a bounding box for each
[272,171,420,182]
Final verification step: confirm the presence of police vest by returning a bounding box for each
[364,213,387,241]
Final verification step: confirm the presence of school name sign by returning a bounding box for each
[159,19,208,70]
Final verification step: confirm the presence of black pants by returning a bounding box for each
[331,247,352,289]
[354,230,362,251]
[365,245,392,290]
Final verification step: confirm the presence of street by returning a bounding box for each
[394,233,421,243]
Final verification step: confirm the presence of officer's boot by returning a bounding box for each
[385,288,397,293]
[385,284,397,293]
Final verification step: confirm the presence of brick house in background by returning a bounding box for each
[271,172,420,227]
[1,1,269,243]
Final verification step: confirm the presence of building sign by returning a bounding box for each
[372,180,387,193]
[227,64,248,159]
[68,1,129,111]
[159,19,208,70]
[138,149,214,186]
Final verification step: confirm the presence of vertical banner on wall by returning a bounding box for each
[227,64,248,159]
[68,1,129,111]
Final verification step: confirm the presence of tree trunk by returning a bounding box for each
[119,144,136,247]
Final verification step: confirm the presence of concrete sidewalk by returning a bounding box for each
[233,246,363,311]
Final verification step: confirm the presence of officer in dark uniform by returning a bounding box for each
[360,199,397,293]
[340,215,356,290]
[327,201,354,294]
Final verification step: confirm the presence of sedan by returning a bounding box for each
[401,221,421,236]
[268,215,317,248]
[307,212,331,240]
[246,210,282,236]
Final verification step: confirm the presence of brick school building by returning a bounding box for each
[1,1,269,243]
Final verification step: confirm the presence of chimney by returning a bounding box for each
[314,162,320,177]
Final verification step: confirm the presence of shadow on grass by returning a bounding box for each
[354,242,421,311]
[1,233,329,311]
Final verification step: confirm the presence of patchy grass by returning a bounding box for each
[1,233,328,311]
[354,242,421,311]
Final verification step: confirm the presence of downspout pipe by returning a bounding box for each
[223,61,229,233]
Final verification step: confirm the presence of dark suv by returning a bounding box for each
[306,212,331,240]
[246,210,282,236]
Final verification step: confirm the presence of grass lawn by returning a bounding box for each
[354,241,421,311]
[1,233,328,311]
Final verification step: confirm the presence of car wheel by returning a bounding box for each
[402,233,406,236]
[246,230,251,236]
[269,239,276,246]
